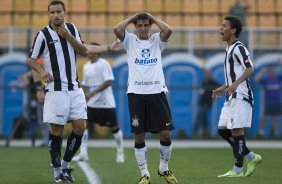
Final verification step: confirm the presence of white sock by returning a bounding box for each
[61,160,70,170]
[246,151,255,161]
[80,129,88,156]
[113,129,124,153]
[233,165,243,173]
[135,146,150,177]
[159,144,172,172]
[53,167,62,178]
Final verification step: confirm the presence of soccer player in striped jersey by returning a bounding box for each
[113,12,178,184]
[213,16,262,177]
[27,1,120,183]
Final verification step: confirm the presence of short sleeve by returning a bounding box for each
[29,31,45,59]
[120,30,131,51]
[155,32,169,51]
[234,45,253,68]
[102,60,114,81]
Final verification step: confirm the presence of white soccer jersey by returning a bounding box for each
[82,58,116,108]
[29,23,83,92]
[224,40,254,103]
[120,31,169,94]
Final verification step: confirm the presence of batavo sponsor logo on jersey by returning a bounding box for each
[134,49,158,66]
[134,80,160,85]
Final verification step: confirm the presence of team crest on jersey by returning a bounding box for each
[134,49,158,66]
[132,115,139,127]
[141,49,150,59]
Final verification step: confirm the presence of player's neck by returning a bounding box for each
[226,37,238,46]
[90,57,99,63]
[137,34,151,40]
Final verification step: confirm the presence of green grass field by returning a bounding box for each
[0,147,281,184]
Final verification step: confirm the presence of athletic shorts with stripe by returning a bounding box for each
[128,92,175,133]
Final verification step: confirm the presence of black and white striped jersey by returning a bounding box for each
[29,23,84,92]
[224,40,254,104]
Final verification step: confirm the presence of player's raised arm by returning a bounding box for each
[146,12,172,41]
[114,13,138,41]
[58,26,88,57]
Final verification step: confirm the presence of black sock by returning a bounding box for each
[160,140,171,146]
[112,128,120,134]
[218,129,236,158]
[233,135,245,168]
[49,134,62,168]
[135,142,146,149]
[63,131,83,162]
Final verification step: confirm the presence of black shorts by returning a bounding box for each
[128,92,174,133]
[87,107,118,127]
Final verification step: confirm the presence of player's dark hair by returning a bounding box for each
[48,0,66,12]
[224,16,242,38]
[133,13,153,25]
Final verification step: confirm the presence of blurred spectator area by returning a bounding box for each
[0,0,282,57]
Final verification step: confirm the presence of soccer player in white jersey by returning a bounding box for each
[112,12,177,184]
[72,42,124,163]
[27,1,120,183]
[213,16,262,177]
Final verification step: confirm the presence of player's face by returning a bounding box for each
[49,4,65,27]
[219,20,235,42]
[135,19,151,40]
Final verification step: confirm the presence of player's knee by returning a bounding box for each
[134,133,145,144]
[72,124,86,136]
[160,131,171,142]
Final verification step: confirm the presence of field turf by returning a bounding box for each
[0,147,281,184]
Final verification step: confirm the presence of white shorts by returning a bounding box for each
[218,98,252,129]
[43,88,87,125]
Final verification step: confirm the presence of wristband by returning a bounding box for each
[34,81,43,91]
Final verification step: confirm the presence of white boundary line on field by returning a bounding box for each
[77,161,101,184]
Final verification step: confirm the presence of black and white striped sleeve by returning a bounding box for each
[29,31,45,59]
[235,45,253,68]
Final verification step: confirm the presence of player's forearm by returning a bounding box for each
[236,67,254,84]
[152,17,172,41]
[86,45,109,55]
[31,69,42,82]
[65,35,87,57]
[114,18,131,40]
[27,58,45,74]
[88,81,112,98]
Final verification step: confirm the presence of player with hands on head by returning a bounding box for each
[114,12,178,184]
